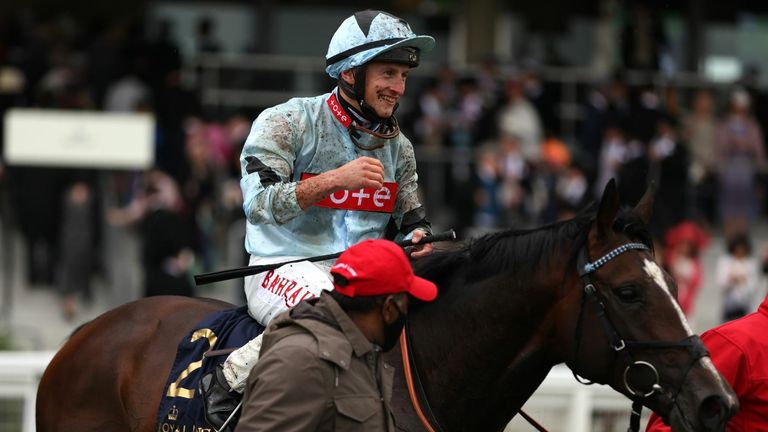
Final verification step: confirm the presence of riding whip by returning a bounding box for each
[194,229,457,286]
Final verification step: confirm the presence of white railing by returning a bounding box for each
[0,351,55,432]
[6,352,643,432]
[506,366,649,432]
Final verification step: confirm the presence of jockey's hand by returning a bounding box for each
[408,230,434,259]
[333,157,384,190]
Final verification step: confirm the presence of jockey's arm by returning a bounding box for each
[296,157,384,209]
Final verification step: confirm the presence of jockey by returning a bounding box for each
[200,10,436,429]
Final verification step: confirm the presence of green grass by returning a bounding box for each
[0,332,13,350]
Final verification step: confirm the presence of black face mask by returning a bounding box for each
[381,301,407,352]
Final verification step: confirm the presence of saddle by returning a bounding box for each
[156,306,264,432]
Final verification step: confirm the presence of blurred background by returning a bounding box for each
[3,0,768,431]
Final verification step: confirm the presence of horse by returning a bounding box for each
[36,181,738,432]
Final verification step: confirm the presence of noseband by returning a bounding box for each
[573,242,710,432]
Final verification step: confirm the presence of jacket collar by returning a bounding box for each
[759,295,768,318]
[319,293,377,359]
[287,293,376,370]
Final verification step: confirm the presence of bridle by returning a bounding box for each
[397,240,710,432]
[573,242,710,432]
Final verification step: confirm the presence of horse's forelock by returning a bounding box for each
[612,207,655,252]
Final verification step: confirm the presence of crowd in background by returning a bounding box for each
[0,9,767,324]
[403,62,768,323]
[0,12,251,319]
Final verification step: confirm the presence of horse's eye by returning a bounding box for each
[614,286,641,303]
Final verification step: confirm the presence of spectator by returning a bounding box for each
[472,144,502,229]
[451,76,484,149]
[629,85,664,144]
[594,124,629,198]
[717,233,760,322]
[497,77,543,163]
[474,55,502,108]
[615,136,649,209]
[219,239,438,432]
[103,61,151,112]
[497,134,531,225]
[648,115,689,239]
[414,78,449,148]
[522,65,560,136]
[107,169,195,298]
[717,89,766,238]
[682,88,719,226]
[56,180,97,320]
[554,165,588,220]
[539,131,572,223]
[579,72,632,175]
[740,65,768,148]
[180,119,222,273]
[646,291,768,431]
[663,221,709,317]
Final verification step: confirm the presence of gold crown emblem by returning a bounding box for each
[168,405,179,421]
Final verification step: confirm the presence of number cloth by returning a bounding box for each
[155,307,264,431]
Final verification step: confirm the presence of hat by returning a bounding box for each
[330,239,438,301]
[664,221,709,251]
[325,10,435,79]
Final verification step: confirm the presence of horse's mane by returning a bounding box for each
[415,204,653,291]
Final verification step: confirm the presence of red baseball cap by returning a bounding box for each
[330,239,438,301]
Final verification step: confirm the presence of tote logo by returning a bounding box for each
[326,93,352,128]
[301,173,397,213]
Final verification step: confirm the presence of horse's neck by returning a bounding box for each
[405,271,565,431]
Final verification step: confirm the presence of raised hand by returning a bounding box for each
[331,157,385,190]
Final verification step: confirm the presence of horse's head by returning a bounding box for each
[564,179,738,431]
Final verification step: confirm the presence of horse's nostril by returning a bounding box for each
[699,395,727,428]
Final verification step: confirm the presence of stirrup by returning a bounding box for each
[199,365,242,432]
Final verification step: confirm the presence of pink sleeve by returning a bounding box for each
[645,412,671,431]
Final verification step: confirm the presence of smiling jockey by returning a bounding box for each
[199,10,436,430]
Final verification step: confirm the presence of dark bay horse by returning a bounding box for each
[37,181,738,432]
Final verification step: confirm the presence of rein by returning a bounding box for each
[572,242,710,432]
[399,322,549,432]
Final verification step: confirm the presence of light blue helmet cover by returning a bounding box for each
[325,10,435,78]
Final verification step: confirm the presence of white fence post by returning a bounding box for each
[0,351,55,432]
[566,387,593,432]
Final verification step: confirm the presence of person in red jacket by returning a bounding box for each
[646,294,768,431]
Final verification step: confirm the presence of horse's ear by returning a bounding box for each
[596,179,620,237]
[634,182,656,225]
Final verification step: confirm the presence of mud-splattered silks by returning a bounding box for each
[239,88,426,260]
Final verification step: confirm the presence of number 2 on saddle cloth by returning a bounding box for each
[156,306,264,431]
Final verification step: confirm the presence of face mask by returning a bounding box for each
[381,301,407,352]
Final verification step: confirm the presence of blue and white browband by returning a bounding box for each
[582,243,650,275]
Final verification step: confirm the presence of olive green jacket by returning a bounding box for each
[236,293,395,432]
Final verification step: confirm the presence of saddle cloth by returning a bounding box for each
[156,306,264,431]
